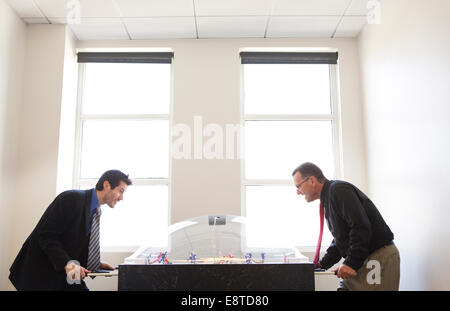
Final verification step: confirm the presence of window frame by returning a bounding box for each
[73,61,173,252]
[240,59,343,250]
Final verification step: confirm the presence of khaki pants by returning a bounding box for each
[338,243,400,291]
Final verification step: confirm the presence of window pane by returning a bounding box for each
[100,185,168,248]
[245,121,335,180]
[83,63,170,115]
[80,120,169,179]
[246,185,333,247]
[243,64,331,115]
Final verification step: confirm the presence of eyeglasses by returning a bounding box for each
[296,176,310,190]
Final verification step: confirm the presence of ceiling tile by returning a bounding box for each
[124,17,196,39]
[68,18,129,40]
[194,0,272,16]
[334,16,367,37]
[6,0,44,18]
[345,0,371,15]
[35,0,121,18]
[197,16,267,38]
[115,0,194,17]
[273,0,352,16]
[23,17,49,24]
[47,17,72,24]
[267,16,340,38]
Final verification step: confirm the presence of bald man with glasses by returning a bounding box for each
[292,162,400,291]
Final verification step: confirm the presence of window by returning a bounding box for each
[241,51,341,248]
[74,52,173,251]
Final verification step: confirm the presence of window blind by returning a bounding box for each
[240,52,338,64]
[77,52,174,64]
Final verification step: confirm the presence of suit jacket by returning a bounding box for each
[318,180,394,271]
[9,189,95,290]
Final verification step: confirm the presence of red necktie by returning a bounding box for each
[313,202,324,268]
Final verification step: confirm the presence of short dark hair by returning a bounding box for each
[292,162,327,183]
[96,170,132,191]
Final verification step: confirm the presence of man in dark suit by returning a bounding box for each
[292,162,400,290]
[9,170,132,290]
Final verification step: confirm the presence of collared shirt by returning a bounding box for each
[319,180,394,271]
[87,188,99,236]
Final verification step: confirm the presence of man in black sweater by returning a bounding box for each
[292,162,400,290]
[9,170,132,290]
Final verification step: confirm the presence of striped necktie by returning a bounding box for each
[87,207,101,271]
[313,201,324,269]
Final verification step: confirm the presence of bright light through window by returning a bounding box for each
[243,59,340,248]
[245,121,334,180]
[100,185,169,248]
[80,184,169,250]
[80,120,169,179]
[246,185,333,248]
[83,63,170,115]
[74,60,171,250]
[244,64,331,115]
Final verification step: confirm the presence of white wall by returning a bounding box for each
[10,24,73,285]
[358,0,450,290]
[0,0,26,291]
[56,28,78,194]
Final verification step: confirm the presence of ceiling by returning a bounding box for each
[6,0,370,40]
